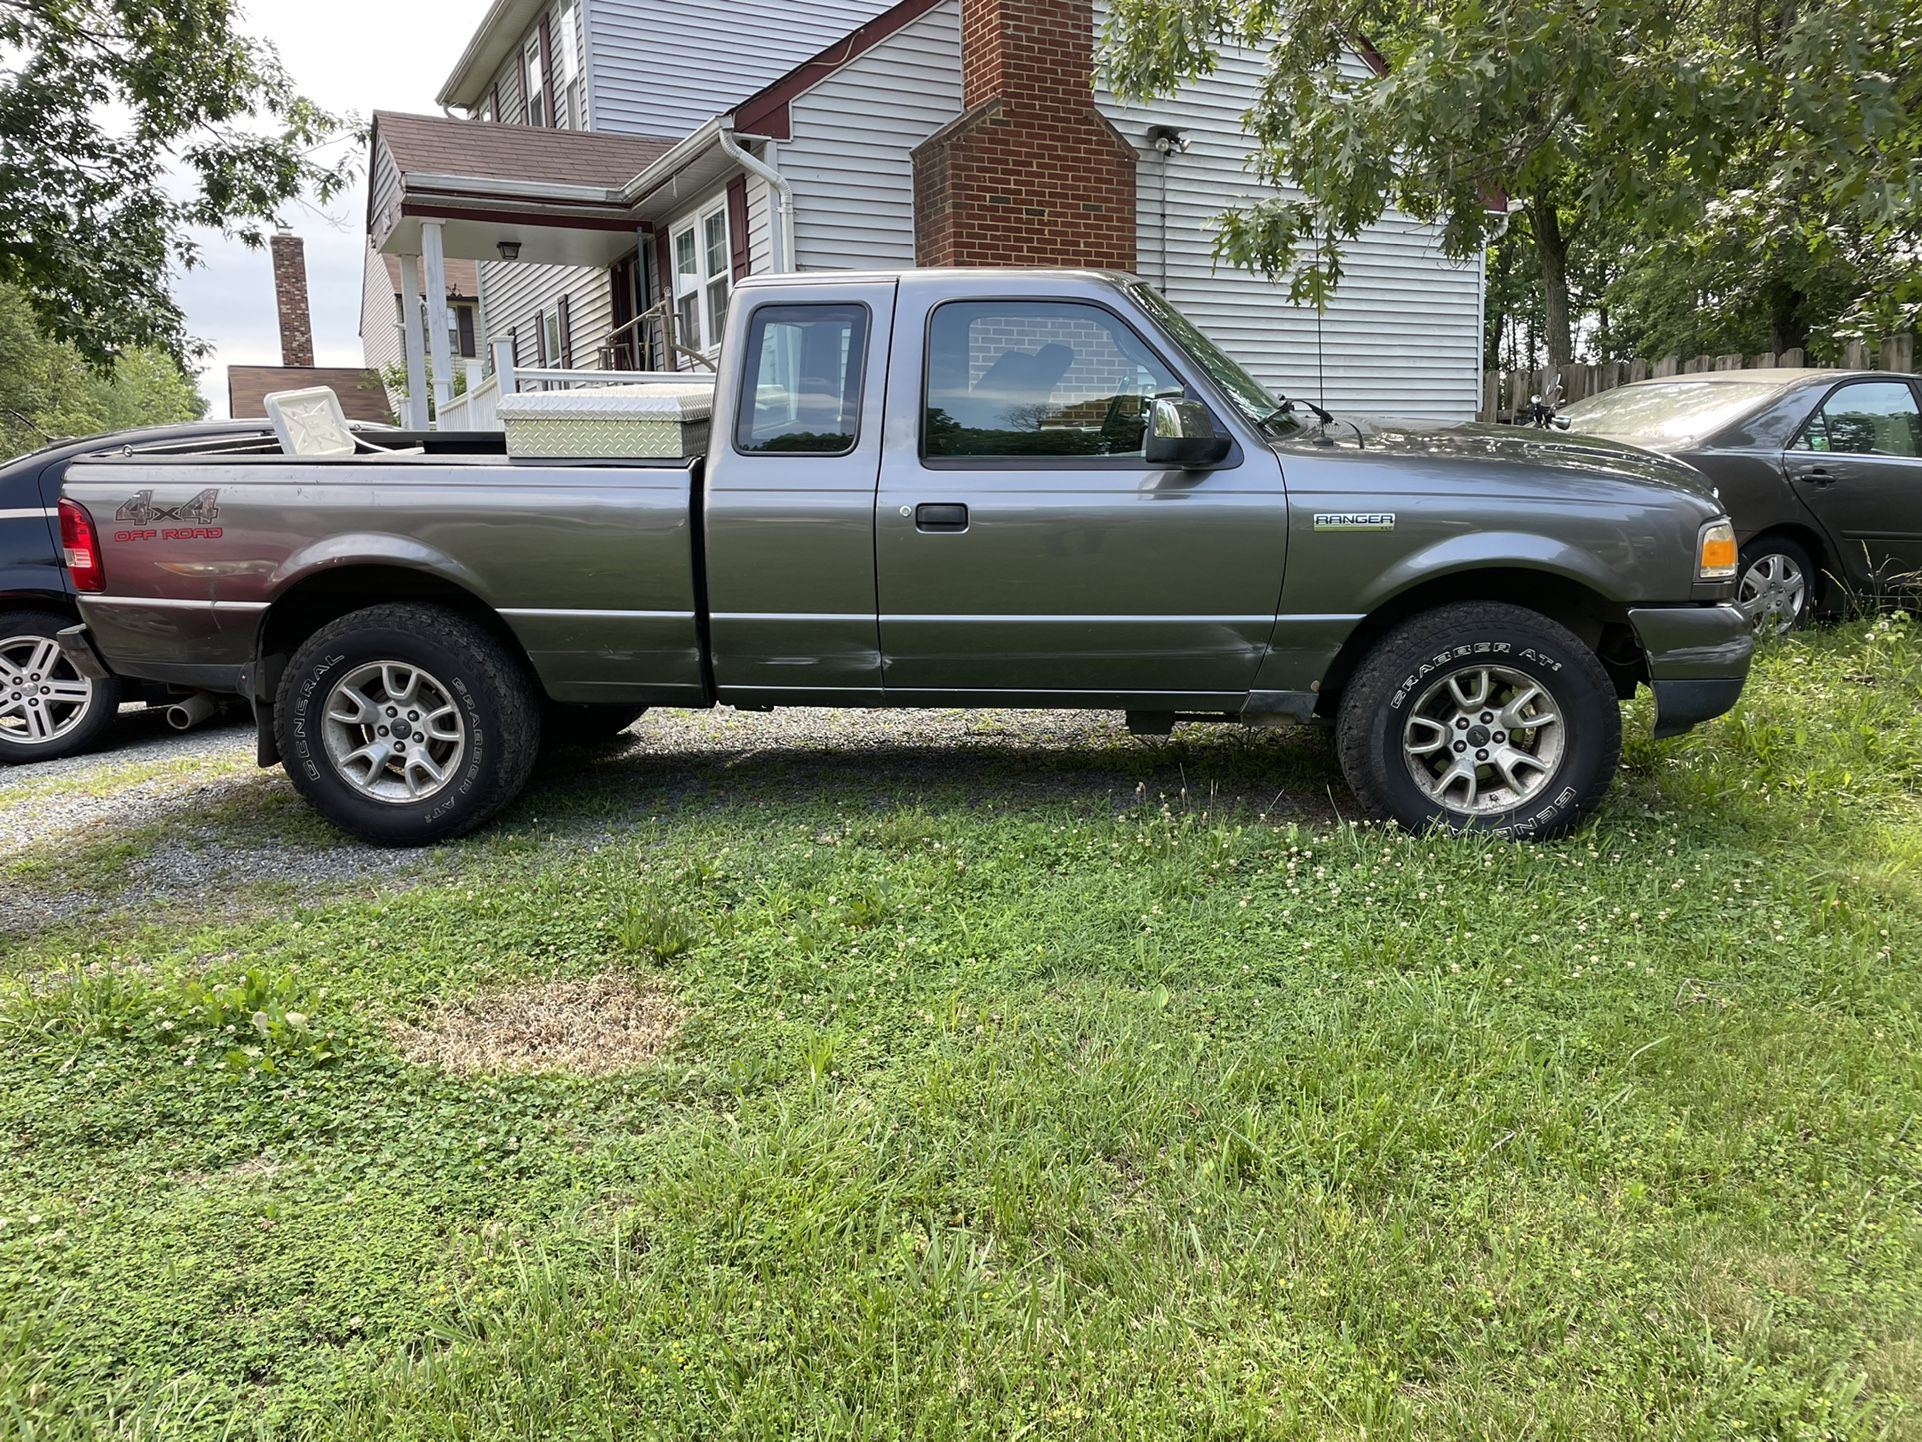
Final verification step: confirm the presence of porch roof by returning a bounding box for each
[369,111,679,268]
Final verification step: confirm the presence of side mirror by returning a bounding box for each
[1144,397,1232,468]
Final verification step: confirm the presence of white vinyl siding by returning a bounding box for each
[584,0,897,136]
[1093,15,1484,423]
[780,1,964,271]
[359,247,405,408]
[479,260,615,372]
[745,176,773,273]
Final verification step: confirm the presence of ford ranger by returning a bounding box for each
[57,269,1753,845]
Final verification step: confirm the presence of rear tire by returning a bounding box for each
[275,603,540,846]
[0,609,122,764]
[1335,602,1620,840]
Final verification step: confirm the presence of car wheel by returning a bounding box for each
[276,603,540,846]
[542,703,647,749]
[1736,537,1813,636]
[0,609,123,764]
[1335,601,1621,840]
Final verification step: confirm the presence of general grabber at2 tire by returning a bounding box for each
[276,603,541,846]
[1334,601,1621,840]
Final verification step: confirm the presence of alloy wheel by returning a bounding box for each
[1738,553,1807,636]
[322,660,467,804]
[1402,663,1566,816]
[0,634,95,748]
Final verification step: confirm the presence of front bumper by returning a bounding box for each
[1627,604,1753,738]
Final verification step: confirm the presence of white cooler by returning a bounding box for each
[497,382,715,459]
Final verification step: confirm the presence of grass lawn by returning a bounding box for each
[2,616,1919,1439]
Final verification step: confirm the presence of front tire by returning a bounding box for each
[1335,602,1621,839]
[276,603,540,846]
[1736,536,1814,636]
[0,609,122,764]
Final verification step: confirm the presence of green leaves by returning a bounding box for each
[1098,0,1921,345]
[0,0,357,366]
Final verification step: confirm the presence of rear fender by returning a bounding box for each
[270,533,487,596]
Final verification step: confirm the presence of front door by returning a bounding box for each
[874,287,1288,705]
[1784,378,1922,592]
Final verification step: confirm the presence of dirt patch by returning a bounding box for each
[177,1155,283,1187]
[389,972,684,1077]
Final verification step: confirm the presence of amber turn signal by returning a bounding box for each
[1697,520,1738,580]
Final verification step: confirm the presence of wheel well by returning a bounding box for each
[1742,523,1834,601]
[1318,568,1637,712]
[255,567,536,703]
[0,594,77,622]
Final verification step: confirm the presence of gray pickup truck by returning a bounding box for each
[59,269,1752,844]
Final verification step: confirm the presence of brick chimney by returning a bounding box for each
[269,230,315,368]
[911,0,1136,269]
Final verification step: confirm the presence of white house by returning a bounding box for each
[363,0,1487,427]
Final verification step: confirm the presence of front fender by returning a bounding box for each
[1355,530,1631,614]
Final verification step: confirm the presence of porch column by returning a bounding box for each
[421,220,455,420]
[397,253,430,430]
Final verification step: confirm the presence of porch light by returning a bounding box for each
[497,240,522,261]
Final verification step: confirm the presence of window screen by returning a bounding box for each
[922,301,1184,460]
[735,304,868,455]
[1798,382,1922,457]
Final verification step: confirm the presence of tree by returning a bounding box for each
[0,283,203,461]
[1099,0,1922,366]
[0,0,355,368]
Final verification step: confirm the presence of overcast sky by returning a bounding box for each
[176,4,473,416]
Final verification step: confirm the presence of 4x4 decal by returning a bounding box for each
[116,488,221,525]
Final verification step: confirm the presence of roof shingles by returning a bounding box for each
[374,110,678,194]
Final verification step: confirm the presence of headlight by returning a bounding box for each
[1697,519,1738,580]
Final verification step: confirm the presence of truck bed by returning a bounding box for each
[60,452,711,706]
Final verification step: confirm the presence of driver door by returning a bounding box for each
[874,285,1289,702]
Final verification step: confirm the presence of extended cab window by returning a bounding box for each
[922,301,1183,460]
[1796,382,1922,457]
[736,304,868,455]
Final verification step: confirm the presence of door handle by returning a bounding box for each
[914,502,969,533]
[1792,463,1834,486]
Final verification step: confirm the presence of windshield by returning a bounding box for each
[1560,381,1780,446]
[1129,283,1301,435]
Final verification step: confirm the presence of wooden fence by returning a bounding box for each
[1480,333,1917,423]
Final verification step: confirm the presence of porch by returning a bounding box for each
[368,110,754,428]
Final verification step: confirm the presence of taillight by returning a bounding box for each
[58,499,104,593]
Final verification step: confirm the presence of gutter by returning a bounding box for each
[618,115,796,273]
[717,122,795,273]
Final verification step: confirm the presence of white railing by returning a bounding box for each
[438,370,498,431]
[430,341,711,431]
[431,339,699,431]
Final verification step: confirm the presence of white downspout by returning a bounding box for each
[717,122,795,272]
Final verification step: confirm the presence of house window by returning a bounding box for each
[542,308,562,367]
[556,2,580,129]
[523,33,546,126]
[455,305,477,360]
[670,202,732,356]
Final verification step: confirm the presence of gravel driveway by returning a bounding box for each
[1,703,1332,943]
